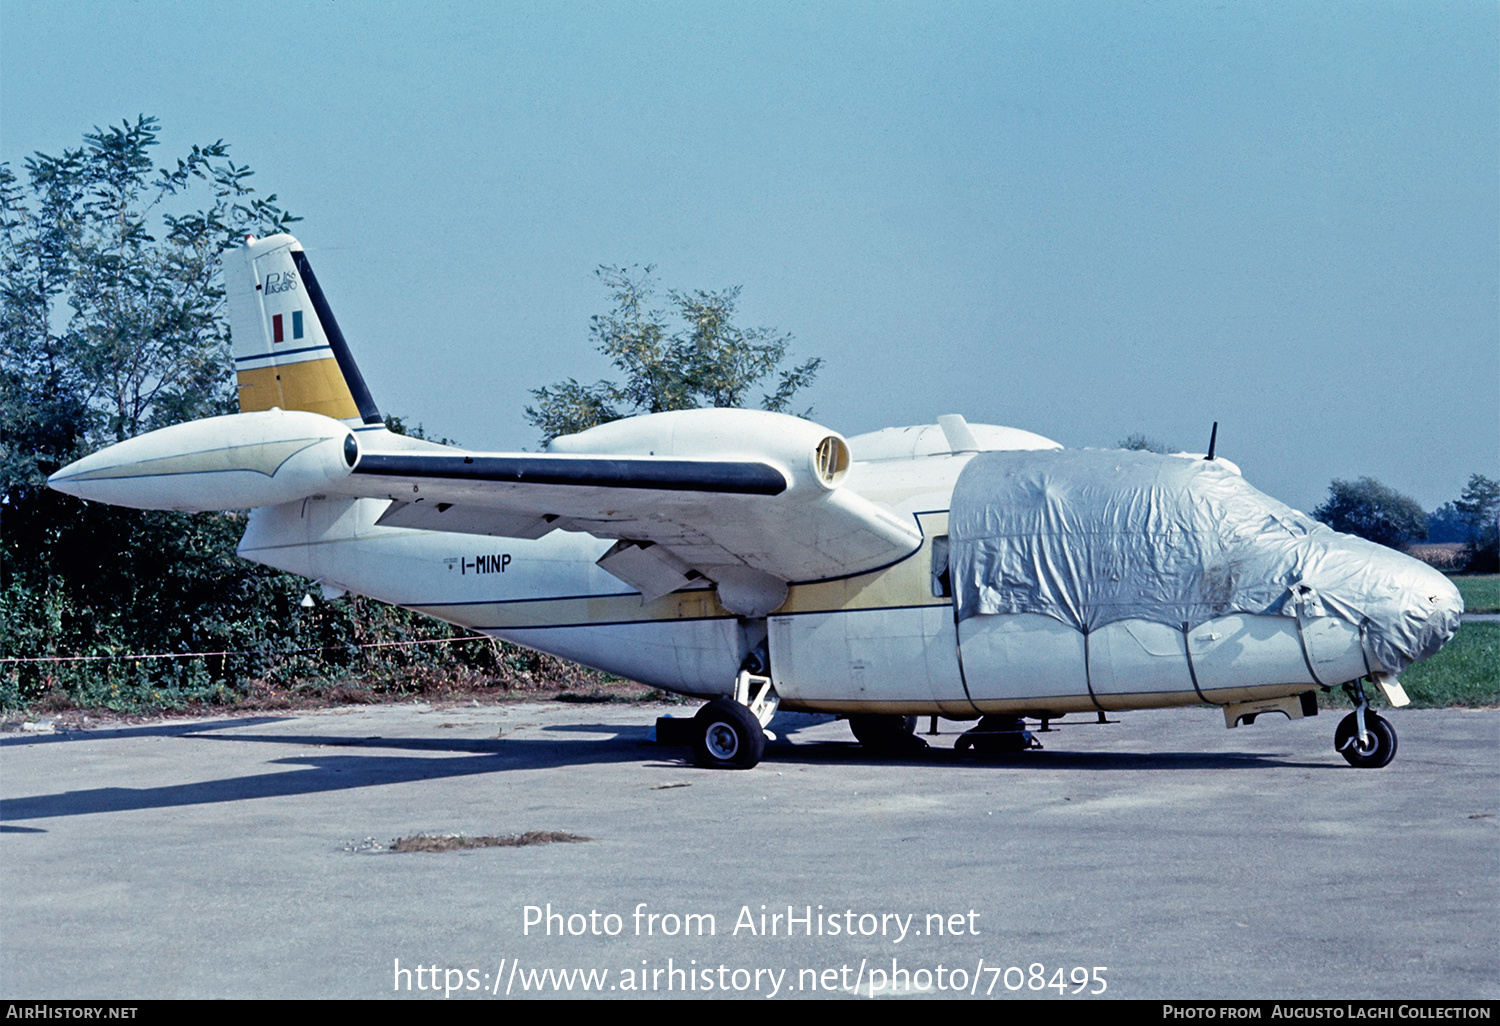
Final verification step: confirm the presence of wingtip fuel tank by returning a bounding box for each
[47,409,358,512]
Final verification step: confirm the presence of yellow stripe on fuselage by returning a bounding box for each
[236,359,360,420]
[414,587,732,630]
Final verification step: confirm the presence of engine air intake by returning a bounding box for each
[816,435,850,487]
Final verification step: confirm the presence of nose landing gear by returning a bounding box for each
[691,671,779,769]
[693,698,766,769]
[1335,678,1398,768]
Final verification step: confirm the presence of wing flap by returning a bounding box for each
[596,540,699,603]
[375,500,556,539]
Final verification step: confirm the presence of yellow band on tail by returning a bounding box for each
[236,360,362,420]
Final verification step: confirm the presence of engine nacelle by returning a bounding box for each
[548,408,850,495]
[47,409,358,511]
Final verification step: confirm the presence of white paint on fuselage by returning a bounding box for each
[234,450,1378,716]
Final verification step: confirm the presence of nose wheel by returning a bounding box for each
[1335,678,1398,768]
[692,698,766,769]
[690,672,778,769]
[1335,711,1396,768]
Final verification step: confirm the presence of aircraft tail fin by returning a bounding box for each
[225,234,383,426]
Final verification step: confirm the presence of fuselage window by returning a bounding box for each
[931,535,952,598]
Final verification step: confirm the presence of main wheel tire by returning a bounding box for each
[1335,711,1397,768]
[847,714,925,753]
[961,715,1034,757]
[692,698,766,769]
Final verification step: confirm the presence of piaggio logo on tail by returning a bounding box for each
[264,270,298,295]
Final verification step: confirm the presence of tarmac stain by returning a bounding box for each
[387,831,592,853]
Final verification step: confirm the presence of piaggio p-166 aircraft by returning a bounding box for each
[49,234,1464,769]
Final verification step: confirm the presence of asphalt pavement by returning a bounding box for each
[2,701,1496,1000]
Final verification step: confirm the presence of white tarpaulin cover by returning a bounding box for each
[948,450,1463,673]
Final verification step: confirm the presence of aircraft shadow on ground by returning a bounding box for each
[0,727,652,823]
[0,717,290,748]
[772,740,1329,771]
[1,717,1329,823]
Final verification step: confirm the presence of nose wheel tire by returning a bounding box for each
[1335,711,1397,768]
[692,698,766,769]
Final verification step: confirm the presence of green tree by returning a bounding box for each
[1426,501,1467,544]
[1312,476,1429,550]
[1453,473,1500,572]
[383,413,459,447]
[524,264,821,444]
[0,117,301,706]
[0,118,571,713]
[1,115,300,490]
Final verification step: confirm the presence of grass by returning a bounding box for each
[1397,622,1500,708]
[5,661,677,728]
[1452,574,1500,614]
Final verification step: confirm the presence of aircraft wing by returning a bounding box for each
[45,403,923,611]
[336,448,922,601]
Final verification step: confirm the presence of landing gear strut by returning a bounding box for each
[1335,678,1397,768]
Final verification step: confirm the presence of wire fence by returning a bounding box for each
[0,634,492,664]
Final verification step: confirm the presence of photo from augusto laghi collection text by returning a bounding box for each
[390,901,1109,998]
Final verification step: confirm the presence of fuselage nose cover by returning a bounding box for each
[947,449,1461,673]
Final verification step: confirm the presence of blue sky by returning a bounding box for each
[3,0,1496,511]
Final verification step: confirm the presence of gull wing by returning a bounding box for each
[336,450,922,595]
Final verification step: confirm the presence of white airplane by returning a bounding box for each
[48,234,1464,770]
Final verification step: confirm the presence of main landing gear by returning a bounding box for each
[1335,678,1397,769]
[847,714,929,754]
[691,672,779,770]
[954,715,1042,757]
[841,714,1043,757]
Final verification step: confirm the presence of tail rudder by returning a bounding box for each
[226,234,382,426]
